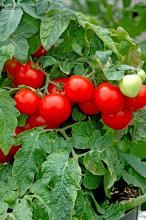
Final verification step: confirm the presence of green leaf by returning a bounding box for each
[88,24,123,60]
[122,153,146,178]
[0,89,18,154]
[14,13,40,39]
[72,105,86,122]
[0,5,23,41]
[40,10,70,50]
[0,41,15,74]
[12,128,46,195]
[59,60,74,75]
[95,50,112,64]
[104,64,124,81]
[19,0,40,19]
[70,121,96,149]
[11,36,29,63]
[130,142,146,160]
[42,151,82,220]
[104,167,116,196]
[122,170,146,193]
[13,196,33,220]
[133,108,146,142]
[74,191,85,219]
[36,0,49,15]
[83,150,105,176]
[103,203,125,220]
[83,171,101,189]
[38,56,57,68]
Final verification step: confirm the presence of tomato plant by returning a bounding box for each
[0,1,146,220]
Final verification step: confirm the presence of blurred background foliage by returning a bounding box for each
[64,0,146,70]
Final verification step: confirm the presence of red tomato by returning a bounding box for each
[125,85,146,111]
[94,83,125,114]
[28,115,47,128]
[31,45,47,57]
[15,126,22,136]
[0,149,9,163]
[8,146,20,157]
[13,61,45,89]
[48,78,68,96]
[65,75,94,103]
[78,99,99,115]
[101,109,132,130]
[39,94,72,124]
[15,89,40,115]
[21,119,32,131]
[4,58,22,77]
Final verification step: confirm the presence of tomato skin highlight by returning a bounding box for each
[4,58,22,77]
[48,78,68,96]
[15,89,40,116]
[78,99,99,115]
[39,94,72,124]
[101,109,132,130]
[125,85,146,111]
[94,83,125,114]
[28,115,47,128]
[31,45,47,58]
[13,61,45,89]
[65,75,94,103]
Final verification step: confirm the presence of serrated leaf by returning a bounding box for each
[74,191,85,219]
[11,36,29,63]
[83,150,105,176]
[12,128,46,195]
[13,196,33,220]
[0,42,15,73]
[19,0,40,19]
[14,13,40,39]
[36,0,49,15]
[70,121,95,149]
[133,108,146,142]
[59,60,74,75]
[42,151,82,220]
[121,153,146,178]
[103,203,125,220]
[0,5,23,41]
[104,64,124,81]
[72,105,86,122]
[38,56,57,68]
[95,50,112,64]
[40,10,70,50]
[0,89,18,154]
[88,24,123,60]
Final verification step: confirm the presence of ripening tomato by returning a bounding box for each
[39,94,72,124]
[28,115,47,128]
[0,149,9,163]
[65,75,94,103]
[101,109,132,130]
[4,58,22,77]
[125,85,146,111]
[94,83,125,114]
[137,69,146,82]
[15,89,40,115]
[119,74,142,98]
[13,61,45,89]
[78,99,99,115]
[48,78,68,96]
[31,45,47,57]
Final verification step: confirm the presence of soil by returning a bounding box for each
[110,180,139,203]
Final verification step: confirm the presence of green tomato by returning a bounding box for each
[137,69,146,82]
[119,74,142,98]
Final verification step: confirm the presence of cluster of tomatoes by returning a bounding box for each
[1,50,146,163]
